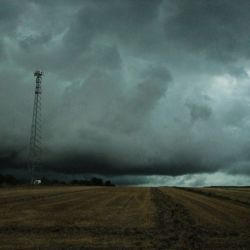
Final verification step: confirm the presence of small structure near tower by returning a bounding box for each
[29,70,43,184]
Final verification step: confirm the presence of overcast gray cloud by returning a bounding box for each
[1,0,250,185]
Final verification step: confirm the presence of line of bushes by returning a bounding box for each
[0,174,115,187]
[0,174,22,186]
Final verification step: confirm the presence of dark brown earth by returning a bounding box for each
[0,186,249,249]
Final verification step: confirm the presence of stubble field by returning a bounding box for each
[0,186,249,249]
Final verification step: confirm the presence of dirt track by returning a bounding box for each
[0,186,249,249]
[150,188,203,249]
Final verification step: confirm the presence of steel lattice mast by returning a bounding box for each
[29,70,43,184]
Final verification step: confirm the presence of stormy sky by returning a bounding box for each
[1,0,250,186]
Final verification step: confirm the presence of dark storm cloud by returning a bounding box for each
[64,0,162,45]
[0,40,5,60]
[0,0,26,33]
[19,33,53,51]
[1,0,250,185]
[0,146,215,177]
[185,102,212,123]
[228,66,249,79]
[164,0,250,62]
[110,65,171,132]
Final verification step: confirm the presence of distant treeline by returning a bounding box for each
[0,174,115,187]
[0,175,22,186]
[41,177,115,186]
[70,177,114,186]
[205,186,250,188]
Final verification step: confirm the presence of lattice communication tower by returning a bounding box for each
[29,70,43,184]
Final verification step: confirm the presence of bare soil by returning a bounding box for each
[0,186,249,249]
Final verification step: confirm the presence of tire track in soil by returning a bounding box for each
[150,188,203,250]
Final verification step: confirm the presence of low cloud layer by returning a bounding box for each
[1,0,250,185]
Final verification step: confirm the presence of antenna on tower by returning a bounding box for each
[29,70,43,184]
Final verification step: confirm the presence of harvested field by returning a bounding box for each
[180,187,250,205]
[0,186,249,249]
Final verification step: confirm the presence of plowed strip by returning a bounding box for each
[162,188,250,249]
[150,188,202,249]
